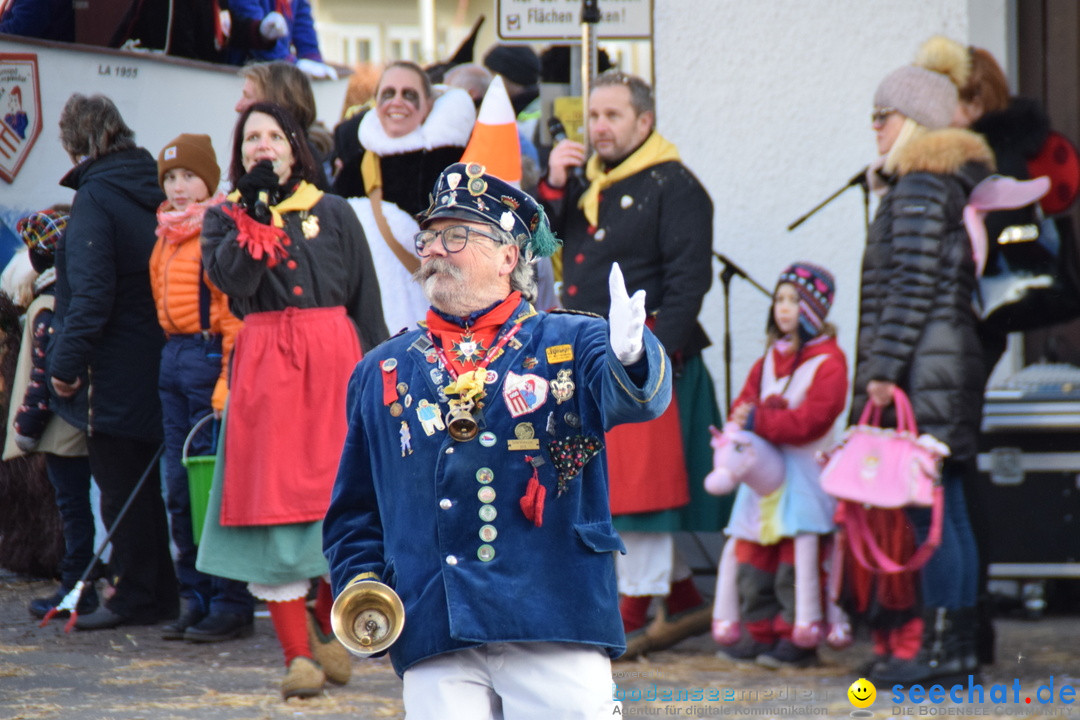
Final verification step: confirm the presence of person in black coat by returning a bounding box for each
[853,47,994,685]
[540,71,723,650]
[51,94,178,630]
[942,37,1064,674]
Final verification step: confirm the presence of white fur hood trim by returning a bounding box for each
[347,196,419,251]
[359,85,476,156]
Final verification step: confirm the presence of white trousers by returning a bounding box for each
[402,642,620,720]
[615,532,692,596]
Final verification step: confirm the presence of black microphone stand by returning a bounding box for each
[788,167,872,231]
[713,252,771,416]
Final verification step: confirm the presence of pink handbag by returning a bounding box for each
[820,387,949,574]
[820,387,948,508]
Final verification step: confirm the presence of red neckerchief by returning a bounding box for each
[425,292,522,378]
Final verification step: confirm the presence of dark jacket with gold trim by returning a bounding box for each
[324,299,670,675]
[544,155,714,362]
[851,128,994,461]
[202,191,388,353]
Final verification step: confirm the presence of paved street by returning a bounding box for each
[1,571,1077,719]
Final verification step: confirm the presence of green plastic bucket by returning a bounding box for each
[182,414,217,542]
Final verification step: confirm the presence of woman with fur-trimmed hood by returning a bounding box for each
[848,42,993,686]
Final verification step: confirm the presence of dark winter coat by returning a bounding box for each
[13,291,55,442]
[850,128,995,461]
[971,98,1057,364]
[972,97,1050,268]
[52,148,165,441]
[0,0,74,40]
[545,158,714,361]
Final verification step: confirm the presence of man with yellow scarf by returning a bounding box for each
[539,70,727,655]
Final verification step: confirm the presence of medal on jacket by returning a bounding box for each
[451,331,486,364]
[428,320,524,442]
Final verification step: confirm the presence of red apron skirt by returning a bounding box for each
[220,306,361,526]
[605,390,690,515]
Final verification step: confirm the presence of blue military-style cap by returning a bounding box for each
[418,162,561,259]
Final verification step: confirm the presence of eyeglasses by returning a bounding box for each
[414,225,505,257]
[871,107,897,126]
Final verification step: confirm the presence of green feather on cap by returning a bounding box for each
[524,204,561,259]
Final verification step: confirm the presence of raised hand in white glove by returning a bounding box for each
[259,11,289,40]
[296,58,338,80]
[608,262,646,366]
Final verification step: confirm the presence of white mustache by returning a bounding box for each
[414,259,463,283]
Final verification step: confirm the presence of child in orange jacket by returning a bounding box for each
[149,133,251,643]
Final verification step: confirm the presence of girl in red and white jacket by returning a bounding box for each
[711,262,848,669]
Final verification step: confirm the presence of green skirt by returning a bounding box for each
[613,355,733,533]
[195,407,330,585]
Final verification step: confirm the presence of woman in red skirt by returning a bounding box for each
[197,102,388,699]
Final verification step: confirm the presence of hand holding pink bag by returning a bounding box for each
[820,387,948,508]
[820,387,949,573]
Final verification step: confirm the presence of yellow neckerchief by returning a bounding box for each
[226,181,323,228]
[358,150,422,273]
[579,131,681,227]
[361,151,382,195]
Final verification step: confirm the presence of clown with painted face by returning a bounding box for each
[331,62,478,336]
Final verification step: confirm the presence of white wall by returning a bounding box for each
[653,0,975,411]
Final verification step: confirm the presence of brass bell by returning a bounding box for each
[330,580,405,657]
[446,398,479,442]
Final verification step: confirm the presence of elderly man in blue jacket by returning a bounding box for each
[324,162,671,718]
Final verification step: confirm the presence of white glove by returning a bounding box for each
[296,58,338,80]
[259,11,289,40]
[608,262,646,366]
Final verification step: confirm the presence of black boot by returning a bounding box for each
[975,595,996,666]
[161,597,207,641]
[953,607,980,677]
[871,608,964,685]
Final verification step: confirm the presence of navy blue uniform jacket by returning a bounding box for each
[324,300,671,676]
